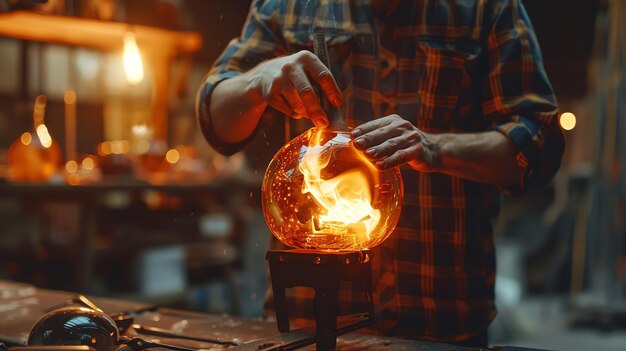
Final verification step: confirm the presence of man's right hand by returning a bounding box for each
[248,50,343,128]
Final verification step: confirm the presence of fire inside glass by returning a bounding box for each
[262,128,404,251]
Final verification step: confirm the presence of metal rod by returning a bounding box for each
[312,32,347,131]
[130,324,241,346]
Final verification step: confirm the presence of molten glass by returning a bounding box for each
[262,128,403,251]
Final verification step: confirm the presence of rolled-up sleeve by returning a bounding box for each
[196,0,287,155]
[482,0,565,193]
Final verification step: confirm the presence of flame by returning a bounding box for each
[123,31,144,85]
[298,130,381,240]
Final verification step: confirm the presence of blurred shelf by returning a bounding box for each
[0,177,261,197]
[0,10,202,140]
[0,176,261,296]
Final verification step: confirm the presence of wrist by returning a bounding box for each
[425,132,445,172]
[407,131,445,173]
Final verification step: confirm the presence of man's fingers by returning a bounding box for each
[269,96,300,118]
[375,147,416,170]
[351,116,395,139]
[288,64,329,128]
[364,136,410,159]
[300,51,343,108]
[314,69,343,107]
[353,120,404,150]
[280,81,307,118]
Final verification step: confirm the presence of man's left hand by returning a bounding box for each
[351,114,440,171]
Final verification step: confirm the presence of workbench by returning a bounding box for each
[0,280,550,351]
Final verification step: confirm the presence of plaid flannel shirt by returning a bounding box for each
[197,0,564,342]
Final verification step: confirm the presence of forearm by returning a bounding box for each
[431,131,522,187]
[204,72,267,144]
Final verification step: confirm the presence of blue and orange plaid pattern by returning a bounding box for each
[197,0,564,343]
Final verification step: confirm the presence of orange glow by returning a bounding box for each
[7,95,62,182]
[135,139,150,154]
[82,157,95,170]
[560,112,576,131]
[111,140,130,154]
[33,95,46,127]
[123,31,144,85]
[20,132,32,146]
[98,141,112,155]
[165,149,180,164]
[67,173,80,185]
[261,128,404,251]
[63,90,76,105]
[65,160,78,173]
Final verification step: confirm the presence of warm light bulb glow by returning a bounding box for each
[135,139,150,154]
[82,157,95,170]
[132,124,149,137]
[33,95,47,127]
[99,141,112,155]
[111,140,130,154]
[67,173,80,186]
[165,149,180,164]
[65,160,79,174]
[560,112,576,131]
[36,124,53,148]
[64,90,76,104]
[123,31,144,85]
[20,132,32,146]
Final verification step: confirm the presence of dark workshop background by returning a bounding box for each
[0,0,624,350]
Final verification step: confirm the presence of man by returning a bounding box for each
[196,0,564,347]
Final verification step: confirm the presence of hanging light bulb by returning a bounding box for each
[123,31,144,85]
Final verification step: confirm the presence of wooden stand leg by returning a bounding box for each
[314,286,338,351]
[269,266,290,332]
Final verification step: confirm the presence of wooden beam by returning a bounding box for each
[0,11,202,57]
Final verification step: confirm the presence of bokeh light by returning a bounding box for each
[559,112,576,131]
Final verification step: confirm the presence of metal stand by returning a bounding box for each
[266,250,374,351]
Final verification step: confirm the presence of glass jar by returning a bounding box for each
[262,127,403,251]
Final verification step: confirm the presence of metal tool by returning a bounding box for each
[128,324,240,347]
[116,338,196,351]
[312,31,347,131]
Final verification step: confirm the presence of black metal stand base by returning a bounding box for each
[266,249,374,351]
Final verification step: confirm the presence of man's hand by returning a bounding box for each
[249,50,343,128]
[351,114,524,186]
[351,114,440,171]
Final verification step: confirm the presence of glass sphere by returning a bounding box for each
[262,128,403,251]
[28,306,119,351]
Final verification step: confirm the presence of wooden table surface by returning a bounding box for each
[0,280,548,351]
